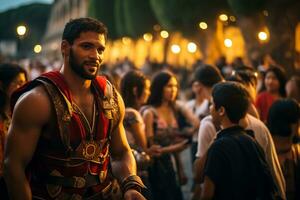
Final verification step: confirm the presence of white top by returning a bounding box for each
[196,114,286,199]
[184,99,210,141]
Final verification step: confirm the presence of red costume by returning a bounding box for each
[12,71,120,199]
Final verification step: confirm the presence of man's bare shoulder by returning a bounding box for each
[13,85,52,124]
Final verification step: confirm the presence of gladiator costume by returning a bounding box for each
[12,71,122,200]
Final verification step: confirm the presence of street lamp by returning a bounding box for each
[199,22,208,30]
[143,33,153,42]
[16,25,27,58]
[219,14,228,22]
[171,44,181,54]
[224,39,233,48]
[258,31,268,41]
[34,44,42,54]
[160,30,169,39]
[16,25,27,38]
[187,42,197,53]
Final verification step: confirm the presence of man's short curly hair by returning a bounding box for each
[62,17,107,44]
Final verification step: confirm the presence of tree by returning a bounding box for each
[123,0,157,38]
[88,0,118,39]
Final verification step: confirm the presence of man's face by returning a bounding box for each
[68,31,105,80]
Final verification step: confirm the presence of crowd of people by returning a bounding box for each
[0,17,299,200]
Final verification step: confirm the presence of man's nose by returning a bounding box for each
[89,48,99,58]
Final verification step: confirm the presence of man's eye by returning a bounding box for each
[82,44,92,49]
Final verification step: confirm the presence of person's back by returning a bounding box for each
[195,101,286,199]
[205,126,274,199]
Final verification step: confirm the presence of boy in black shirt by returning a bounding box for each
[201,82,277,200]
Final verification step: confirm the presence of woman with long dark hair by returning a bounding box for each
[142,70,198,200]
[255,66,287,123]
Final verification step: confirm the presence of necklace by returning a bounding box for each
[72,100,96,139]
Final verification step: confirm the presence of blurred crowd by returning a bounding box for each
[0,54,300,199]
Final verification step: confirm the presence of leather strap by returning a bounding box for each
[121,175,146,194]
[45,173,103,188]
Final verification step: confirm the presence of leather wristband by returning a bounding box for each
[121,175,146,194]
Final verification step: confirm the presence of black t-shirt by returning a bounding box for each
[204,126,276,200]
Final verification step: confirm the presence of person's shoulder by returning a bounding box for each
[125,108,141,117]
[201,115,214,126]
[200,115,216,132]
[207,134,229,152]
[198,115,217,143]
[13,85,52,122]
[16,86,51,109]
[140,105,155,116]
[247,114,264,126]
[246,114,268,132]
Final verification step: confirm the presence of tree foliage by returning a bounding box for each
[88,0,117,39]
[150,0,229,37]
[123,0,157,38]
[227,0,266,16]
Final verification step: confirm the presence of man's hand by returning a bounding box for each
[123,189,146,200]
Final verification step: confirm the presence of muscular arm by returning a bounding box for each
[3,87,51,200]
[110,91,137,182]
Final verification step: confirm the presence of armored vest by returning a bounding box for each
[12,71,120,199]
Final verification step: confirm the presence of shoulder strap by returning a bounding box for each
[100,80,120,138]
[36,77,73,153]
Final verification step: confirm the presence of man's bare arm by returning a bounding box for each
[3,87,51,200]
[110,91,137,181]
[110,91,147,199]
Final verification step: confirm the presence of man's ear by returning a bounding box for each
[61,40,70,57]
[218,106,226,117]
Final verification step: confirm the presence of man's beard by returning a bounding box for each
[69,49,99,80]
